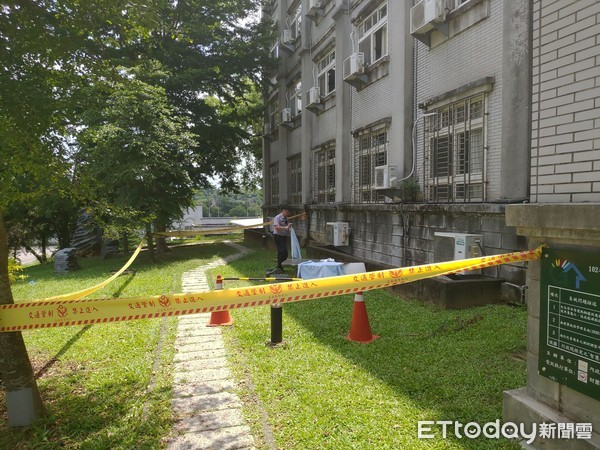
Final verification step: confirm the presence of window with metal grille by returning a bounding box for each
[317,49,335,96]
[358,2,388,66]
[288,156,302,205]
[424,95,486,202]
[353,125,389,203]
[270,163,279,204]
[314,146,335,203]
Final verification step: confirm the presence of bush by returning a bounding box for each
[8,258,27,283]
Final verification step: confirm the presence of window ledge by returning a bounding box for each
[287,113,302,130]
[355,55,390,92]
[446,0,485,20]
[322,91,336,103]
[264,129,279,142]
[366,55,389,72]
[428,0,489,48]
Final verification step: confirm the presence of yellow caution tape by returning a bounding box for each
[42,213,307,303]
[0,246,541,332]
[43,240,144,302]
[154,213,307,238]
[223,277,304,282]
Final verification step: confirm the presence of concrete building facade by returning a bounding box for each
[261,0,598,305]
[502,1,600,448]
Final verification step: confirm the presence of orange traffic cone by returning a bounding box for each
[346,292,379,343]
[207,275,233,326]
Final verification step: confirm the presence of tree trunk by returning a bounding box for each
[154,222,170,254]
[0,210,45,426]
[145,223,156,262]
[40,235,47,263]
[121,232,130,254]
[22,242,44,265]
[54,217,72,249]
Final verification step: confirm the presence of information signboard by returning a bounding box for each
[540,247,600,401]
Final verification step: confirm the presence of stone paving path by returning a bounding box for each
[167,241,255,450]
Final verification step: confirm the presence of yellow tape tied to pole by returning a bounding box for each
[0,246,541,332]
[43,240,144,302]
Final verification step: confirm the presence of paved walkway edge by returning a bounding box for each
[167,242,255,450]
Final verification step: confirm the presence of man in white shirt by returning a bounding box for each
[272,206,291,271]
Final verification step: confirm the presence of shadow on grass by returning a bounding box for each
[1,379,172,449]
[290,300,526,449]
[111,272,137,298]
[35,325,93,380]
[224,250,526,450]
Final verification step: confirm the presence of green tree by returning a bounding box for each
[117,0,274,190]
[76,64,198,258]
[0,0,156,424]
[0,0,81,424]
[5,173,80,263]
[0,0,271,425]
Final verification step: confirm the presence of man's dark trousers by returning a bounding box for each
[274,235,288,269]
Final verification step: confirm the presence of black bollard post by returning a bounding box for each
[267,269,289,346]
[270,303,283,344]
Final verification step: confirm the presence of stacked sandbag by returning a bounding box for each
[54,248,80,273]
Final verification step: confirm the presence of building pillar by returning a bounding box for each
[390,0,414,180]
[301,0,312,205]
[504,204,600,449]
[498,0,532,202]
[333,2,352,203]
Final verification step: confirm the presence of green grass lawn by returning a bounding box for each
[210,248,528,450]
[0,241,237,449]
[1,240,528,449]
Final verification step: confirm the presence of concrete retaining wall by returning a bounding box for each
[264,203,528,304]
[503,204,600,449]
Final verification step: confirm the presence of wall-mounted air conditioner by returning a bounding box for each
[374,165,397,189]
[280,108,292,124]
[306,86,322,113]
[263,123,272,135]
[410,0,445,35]
[326,222,351,247]
[282,29,294,44]
[343,52,365,82]
[309,87,320,105]
[306,0,324,20]
[434,232,482,266]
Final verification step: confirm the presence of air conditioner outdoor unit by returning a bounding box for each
[281,108,292,123]
[410,0,445,35]
[434,232,482,270]
[307,0,324,19]
[307,87,321,107]
[326,222,351,247]
[263,123,272,135]
[374,165,397,189]
[282,29,294,44]
[343,52,365,81]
